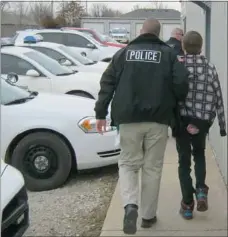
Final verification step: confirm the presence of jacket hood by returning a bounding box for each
[21,93,96,116]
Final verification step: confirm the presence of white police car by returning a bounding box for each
[1,43,102,99]
[15,35,108,74]
[13,29,119,62]
[1,76,119,191]
[1,159,29,237]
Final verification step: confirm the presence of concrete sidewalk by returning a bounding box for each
[100,138,227,236]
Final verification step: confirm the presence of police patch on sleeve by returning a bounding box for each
[126,50,161,63]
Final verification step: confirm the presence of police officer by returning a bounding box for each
[166,28,184,56]
[94,17,189,235]
[166,28,185,138]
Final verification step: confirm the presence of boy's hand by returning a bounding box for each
[220,129,227,137]
[187,124,199,135]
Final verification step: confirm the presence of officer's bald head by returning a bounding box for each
[141,17,161,36]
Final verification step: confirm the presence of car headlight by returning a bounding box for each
[78,116,116,133]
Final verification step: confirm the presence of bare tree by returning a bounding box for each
[112,9,122,17]
[150,1,168,9]
[57,1,85,26]
[132,4,141,11]
[1,1,10,12]
[14,2,30,25]
[90,3,122,17]
[40,15,60,28]
[90,3,103,17]
[28,2,52,24]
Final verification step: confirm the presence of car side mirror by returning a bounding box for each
[26,69,40,77]
[6,72,18,83]
[87,43,96,49]
[101,57,112,63]
[81,52,87,57]
[58,58,72,66]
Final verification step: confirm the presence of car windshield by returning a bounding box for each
[10,33,19,43]
[24,51,74,76]
[81,30,105,43]
[1,78,32,105]
[102,35,118,43]
[111,28,127,34]
[58,45,94,64]
[88,34,104,46]
[80,30,94,38]
[93,31,107,43]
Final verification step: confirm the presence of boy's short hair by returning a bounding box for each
[182,31,203,54]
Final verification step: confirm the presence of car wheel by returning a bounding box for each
[10,132,72,191]
[67,91,94,99]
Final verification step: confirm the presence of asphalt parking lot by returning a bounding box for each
[25,165,118,237]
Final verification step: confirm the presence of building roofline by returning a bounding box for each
[80,17,181,21]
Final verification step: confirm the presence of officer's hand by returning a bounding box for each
[96,119,107,135]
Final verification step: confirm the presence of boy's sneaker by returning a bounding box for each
[179,201,194,220]
[196,187,209,212]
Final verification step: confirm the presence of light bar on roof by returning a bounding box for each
[23,34,43,43]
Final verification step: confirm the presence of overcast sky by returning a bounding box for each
[7,0,181,14]
[84,1,181,13]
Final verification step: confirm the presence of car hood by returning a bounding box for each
[111,33,127,37]
[1,161,25,210]
[99,45,119,55]
[88,61,107,70]
[69,45,118,60]
[69,62,106,73]
[11,93,97,119]
[59,71,101,83]
[106,42,126,48]
[97,61,108,66]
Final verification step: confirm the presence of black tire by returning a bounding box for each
[11,132,72,192]
[68,91,94,99]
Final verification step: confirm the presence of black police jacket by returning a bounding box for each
[166,37,184,56]
[94,33,189,126]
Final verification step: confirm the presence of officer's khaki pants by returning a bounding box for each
[118,122,168,219]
